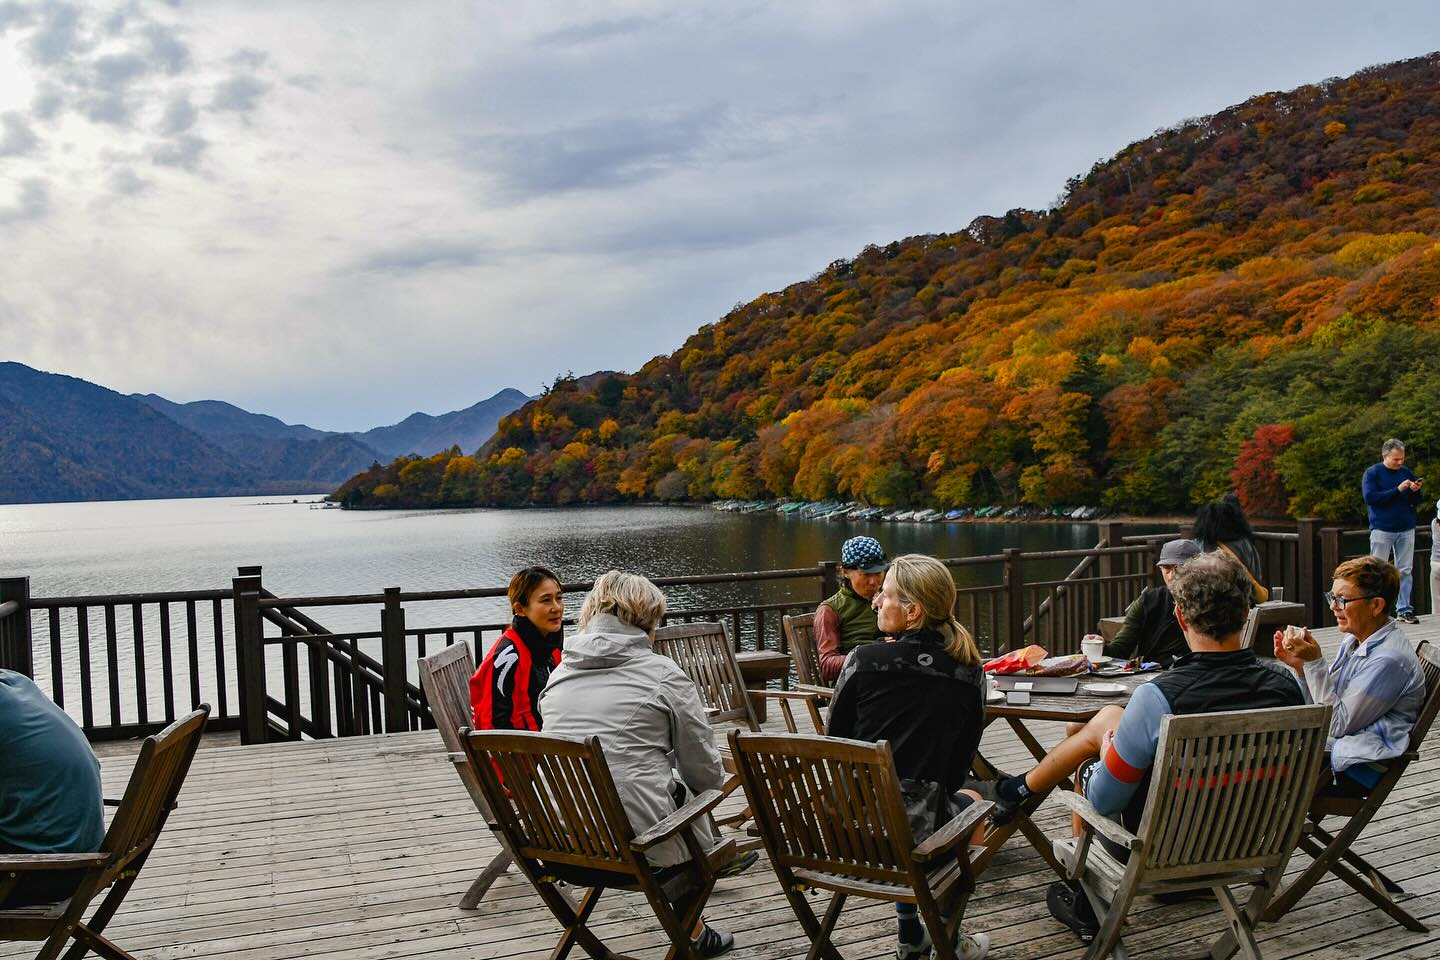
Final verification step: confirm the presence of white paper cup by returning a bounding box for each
[1081,637,1105,664]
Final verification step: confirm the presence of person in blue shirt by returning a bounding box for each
[0,670,105,908]
[992,553,1304,942]
[1362,438,1423,623]
[1272,555,1426,795]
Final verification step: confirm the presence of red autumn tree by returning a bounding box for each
[1232,424,1297,516]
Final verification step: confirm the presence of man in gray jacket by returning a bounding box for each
[539,570,744,957]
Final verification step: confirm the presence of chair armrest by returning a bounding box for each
[913,800,994,864]
[0,852,110,872]
[1053,790,1142,851]
[793,683,833,702]
[752,689,822,702]
[631,789,726,852]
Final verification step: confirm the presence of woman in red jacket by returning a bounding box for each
[470,566,565,730]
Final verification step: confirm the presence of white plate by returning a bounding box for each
[1083,682,1126,697]
[986,689,1005,703]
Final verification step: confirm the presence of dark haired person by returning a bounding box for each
[1098,538,1200,666]
[0,670,104,908]
[828,554,990,960]
[813,536,888,681]
[1192,491,1266,601]
[988,554,1304,942]
[1363,438,1423,624]
[470,565,565,731]
[1273,555,1426,795]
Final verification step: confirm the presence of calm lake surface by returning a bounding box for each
[0,496,1172,724]
[0,496,1171,626]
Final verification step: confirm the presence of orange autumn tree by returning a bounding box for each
[333,53,1440,521]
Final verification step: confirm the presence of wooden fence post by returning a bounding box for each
[1096,521,1124,612]
[819,561,840,601]
[381,587,409,733]
[0,577,33,677]
[233,566,266,745]
[1319,528,1343,595]
[1003,548,1025,652]
[1296,518,1321,627]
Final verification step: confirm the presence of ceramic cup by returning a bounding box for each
[1081,636,1105,664]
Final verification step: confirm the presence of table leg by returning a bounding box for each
[969,716,1072,877]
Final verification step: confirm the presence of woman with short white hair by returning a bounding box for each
[539,570,743,957]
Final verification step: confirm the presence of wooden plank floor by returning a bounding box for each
[9,620,1440,960]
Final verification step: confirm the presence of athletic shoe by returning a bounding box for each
[1047,879,1098,943]
[1400,612,1420,624]
[953,928,991,959]
[715,850,759,878]
[694,923,735,957]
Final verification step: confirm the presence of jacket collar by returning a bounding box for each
[1170,647,1257,670]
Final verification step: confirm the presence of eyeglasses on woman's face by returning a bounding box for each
[1324,592,1377,609]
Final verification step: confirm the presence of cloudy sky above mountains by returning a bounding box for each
[0,1,1435,431]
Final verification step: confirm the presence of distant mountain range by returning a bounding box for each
[0,361,531,504]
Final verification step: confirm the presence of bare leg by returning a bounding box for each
[1023,705,1123,794]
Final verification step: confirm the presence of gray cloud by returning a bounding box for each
[0,179,50,224]
[0,1,33,32]
[151,133,206,170]
[0,112,39,157]
[353,242,488,275]
[108,168,148,196]
[211,73,267,112]
[27,2,81,65]
[31,83,65,119]
[143,22,189,73]
[93,51,149,89]
[80,89,131,126]
[159,94,196,134]
[535,15,658,47]
[474,104,727,197]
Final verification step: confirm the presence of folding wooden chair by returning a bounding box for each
[781,612,834,702]
[0,705,210,960]
[460,728,735,960]
[417,642,515,909]
[654,622,823,838]
[653,621,824,736]
[728,730,993,960]
[1261,639,1440,932]
[1054,704,1332,960]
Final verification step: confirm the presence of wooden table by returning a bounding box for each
[970,670,1159,875]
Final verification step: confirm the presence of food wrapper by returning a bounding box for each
[1028,654,1092,677]
[982,644,1047,675]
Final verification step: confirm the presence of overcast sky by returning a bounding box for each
[0,1,1435,431]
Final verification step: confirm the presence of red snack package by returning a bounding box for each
[982,644,1047,675]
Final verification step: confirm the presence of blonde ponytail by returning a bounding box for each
[888,554,981,666]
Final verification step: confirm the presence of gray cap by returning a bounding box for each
[1157,539,1201,567]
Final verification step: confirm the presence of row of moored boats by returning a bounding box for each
[710,500,1109,522]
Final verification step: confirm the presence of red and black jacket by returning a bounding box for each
[470,616,563,731]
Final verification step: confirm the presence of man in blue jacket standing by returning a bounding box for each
[1363,438,1423,623]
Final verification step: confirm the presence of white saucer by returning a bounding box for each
[986,689,1006,703]
[1083,682,1126,697]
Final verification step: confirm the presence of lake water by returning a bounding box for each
[0,496,1171,726]
[0,495,1174,619]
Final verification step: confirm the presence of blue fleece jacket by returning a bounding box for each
[1363,462,1421,533]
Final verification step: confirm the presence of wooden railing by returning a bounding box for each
[4,518,1431,743]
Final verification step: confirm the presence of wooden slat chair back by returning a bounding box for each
[653,621,758,729]
[783,612,825,688]
[417,642,515,909]
[1262,639,1440,932]
[0,705,210,959]
[1054,704,1331,960]
[729,730,992,960]
[461,728,734,960]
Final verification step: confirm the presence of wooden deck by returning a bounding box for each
[9,620,1440,960]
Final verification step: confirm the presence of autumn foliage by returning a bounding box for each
[336,55,1440,521]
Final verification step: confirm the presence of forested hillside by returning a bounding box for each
[336,54,1440,520]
